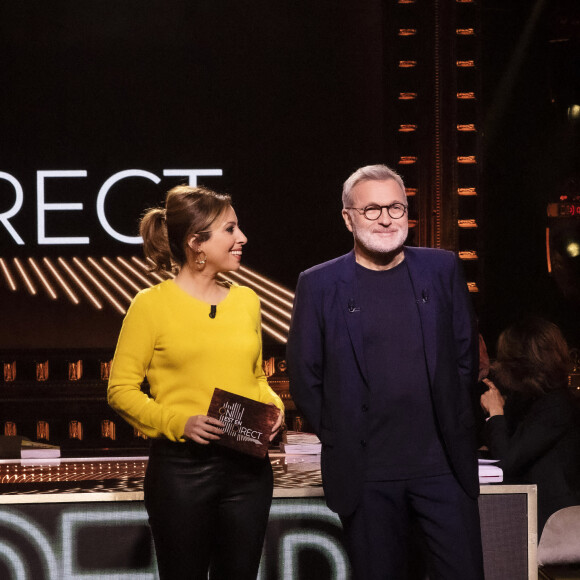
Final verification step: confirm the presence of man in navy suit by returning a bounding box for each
[287,164,484,579]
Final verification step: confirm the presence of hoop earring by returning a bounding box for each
[194,250,207,270]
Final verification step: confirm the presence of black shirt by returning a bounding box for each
[356,260,450,480]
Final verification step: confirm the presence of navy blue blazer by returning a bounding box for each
[287,247,480,516]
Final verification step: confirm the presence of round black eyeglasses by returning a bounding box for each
[345,203,408,221]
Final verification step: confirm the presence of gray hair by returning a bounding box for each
[342,164,406,208]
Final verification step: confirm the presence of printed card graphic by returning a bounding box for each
[207,388,279,458]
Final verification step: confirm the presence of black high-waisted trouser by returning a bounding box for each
[144,439,273,580]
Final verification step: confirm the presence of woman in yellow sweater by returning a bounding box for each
[108,185,284,580]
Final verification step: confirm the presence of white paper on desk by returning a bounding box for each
[284,432,321,444]
[478,463,503,483]
[283,454,321,464]
[281,432,322,455]
[280,443,322,454]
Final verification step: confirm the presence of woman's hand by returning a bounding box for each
[269,406,285,442]
[183,415,224,445]
[480,378,506,417]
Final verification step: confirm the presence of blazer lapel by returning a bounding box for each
[337,251,369,386]
[404,248,437,385]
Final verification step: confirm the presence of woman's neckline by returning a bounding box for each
[168,278,233,308]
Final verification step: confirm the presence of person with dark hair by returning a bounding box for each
[480,317,580,536]
[287,164,484,579]
[108,185,284,579]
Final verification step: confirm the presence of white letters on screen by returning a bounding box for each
[37,170,89,245]
[0,172,25,245]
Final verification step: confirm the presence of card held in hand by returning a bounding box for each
[207,388,280,458]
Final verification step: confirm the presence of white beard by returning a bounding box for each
[351,221,408,255]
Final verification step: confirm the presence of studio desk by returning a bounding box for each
[0,454,537,580]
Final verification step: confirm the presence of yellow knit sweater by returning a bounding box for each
[108,280,283,441]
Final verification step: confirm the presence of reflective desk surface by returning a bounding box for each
[0,452,323,498]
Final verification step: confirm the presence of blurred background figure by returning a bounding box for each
[480,317,580,537]
[478,333,491,382]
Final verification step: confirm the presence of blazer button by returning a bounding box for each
[361,404,368,412]
[360,439,367,447]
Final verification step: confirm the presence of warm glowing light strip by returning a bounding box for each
[457,124,476,131]
[406,188,418,197]
[399,156,418,165]
[131,256,171,282]
[261,321,288,344]
[28,258,58,299]
[218,273,292,320]
[457,156,476,164]
[458,187,477,196]
[458,219,478,229]
[0,258,17,291]
[238,266,295,300]
[399,92,417,100]
[467,282,479,293]
[546,228,552,273]
[457,92,475,99]
[101,257,143,292]
[13,258,37,295]
[257,296,292,321]
[456,60,475,67]
[433,0,443,247]
[254,293,292,321]
[87,257,134,302]
[43,258,80,305]
[458,251,478,260]
[408,220,418,228]
[58,258,103,310]
[116,257,154,287]
[398,61,417,68]
[221,271,294,309]
[4,253,296,342]
[398,29,417,36]
[399,124,417,132]
[456,28,475,35]
[72,257,127,314]
[261,309,290,332]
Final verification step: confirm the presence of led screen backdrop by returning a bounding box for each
[0,1,387,349]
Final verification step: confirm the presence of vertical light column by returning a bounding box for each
[385,0,483,295]
[391,0,422,242]
[454,0,482,294]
